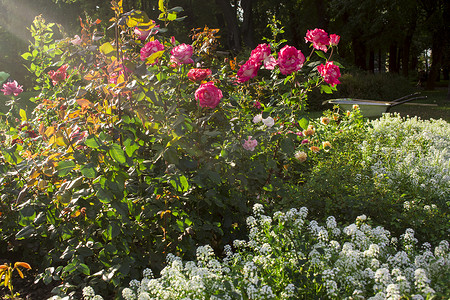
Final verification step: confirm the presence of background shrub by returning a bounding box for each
[308,72,416,111]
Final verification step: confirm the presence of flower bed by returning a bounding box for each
[77,204,449,300]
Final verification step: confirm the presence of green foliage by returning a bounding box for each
[290,109,449,245]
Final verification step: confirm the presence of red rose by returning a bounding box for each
[187,68,212,82]
[48,65,69,86]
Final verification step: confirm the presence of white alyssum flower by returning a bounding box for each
[84,204,449,300]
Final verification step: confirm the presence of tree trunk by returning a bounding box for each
[426,32,444,90]
[353,37,367,70]
[389,42,398,73]
[241,0,255,49]
[378,49,383,73]
[402,36,413,77]
[215,0,241,52]
[447,78,450,100]
[369,50,375,73]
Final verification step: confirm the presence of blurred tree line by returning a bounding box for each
[0,0,448,90]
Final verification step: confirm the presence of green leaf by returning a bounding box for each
[80,163,97,178]
[168,6,184,13]
[170,175,189,193]
[164,147,179,165]
[96,188,114,204]
[298,117,309,130]
[158,0,166,13]
[281,138,295,154]
[1,145,23,165]
[167,12,177,21]
[19,109,27,121]
[57,160,76,177]
[77,263,90,275]
[320,84,333,94]
[15,225,35,240]
[109,143,126,164]
[0,72,10,84]
[103,223,121,240]
[315,50,327,60]
[84,135,102,149]
[99,42,115,56]
[123,138,140,157]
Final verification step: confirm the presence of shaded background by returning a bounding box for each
[0,0,449,91]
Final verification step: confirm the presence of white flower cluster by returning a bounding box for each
[80,205,449,300]
[360,113,450,199]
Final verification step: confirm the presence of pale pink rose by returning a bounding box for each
[253,114,263,123]
[195,81,223,109]
[318,61,341,86]
[262,116,275,127]
[236,59,260,82]
[305,28,330,52]
[1,80,23,96]
[48,65,69,85]
[134,21,159,40]
[277,45,305,75]
[140,40,164,62]
[134,27,151,41]
[170,43,194,65]
[263,55,277,70]
[71,35,82,45]
[187,68,212,82]
[243,136,258,151]
[329,34,340,46]
[294,151,307,162]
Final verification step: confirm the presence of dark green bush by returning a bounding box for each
[308,72,417,111]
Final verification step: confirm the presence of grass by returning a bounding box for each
[389,86,450,122]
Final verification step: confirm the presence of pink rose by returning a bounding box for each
[236,59,260,82]
[250,44,271,62]
[329,34,340,46]
[48,65,69,85]
[195,81,223,109]
[243,136,258,151]
[140,40,164,62]
[1,80,23,96]
[134,21,159,40]
[277,45,305,75]
[318,61,341,86]
[134,27,151,41]
[305,28,330,52]
[250,44,276,70]
[170,43,194,65]
[187,68,212,82]
[71,35,82,45]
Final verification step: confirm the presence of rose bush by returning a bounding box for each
[0,1,345,297]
